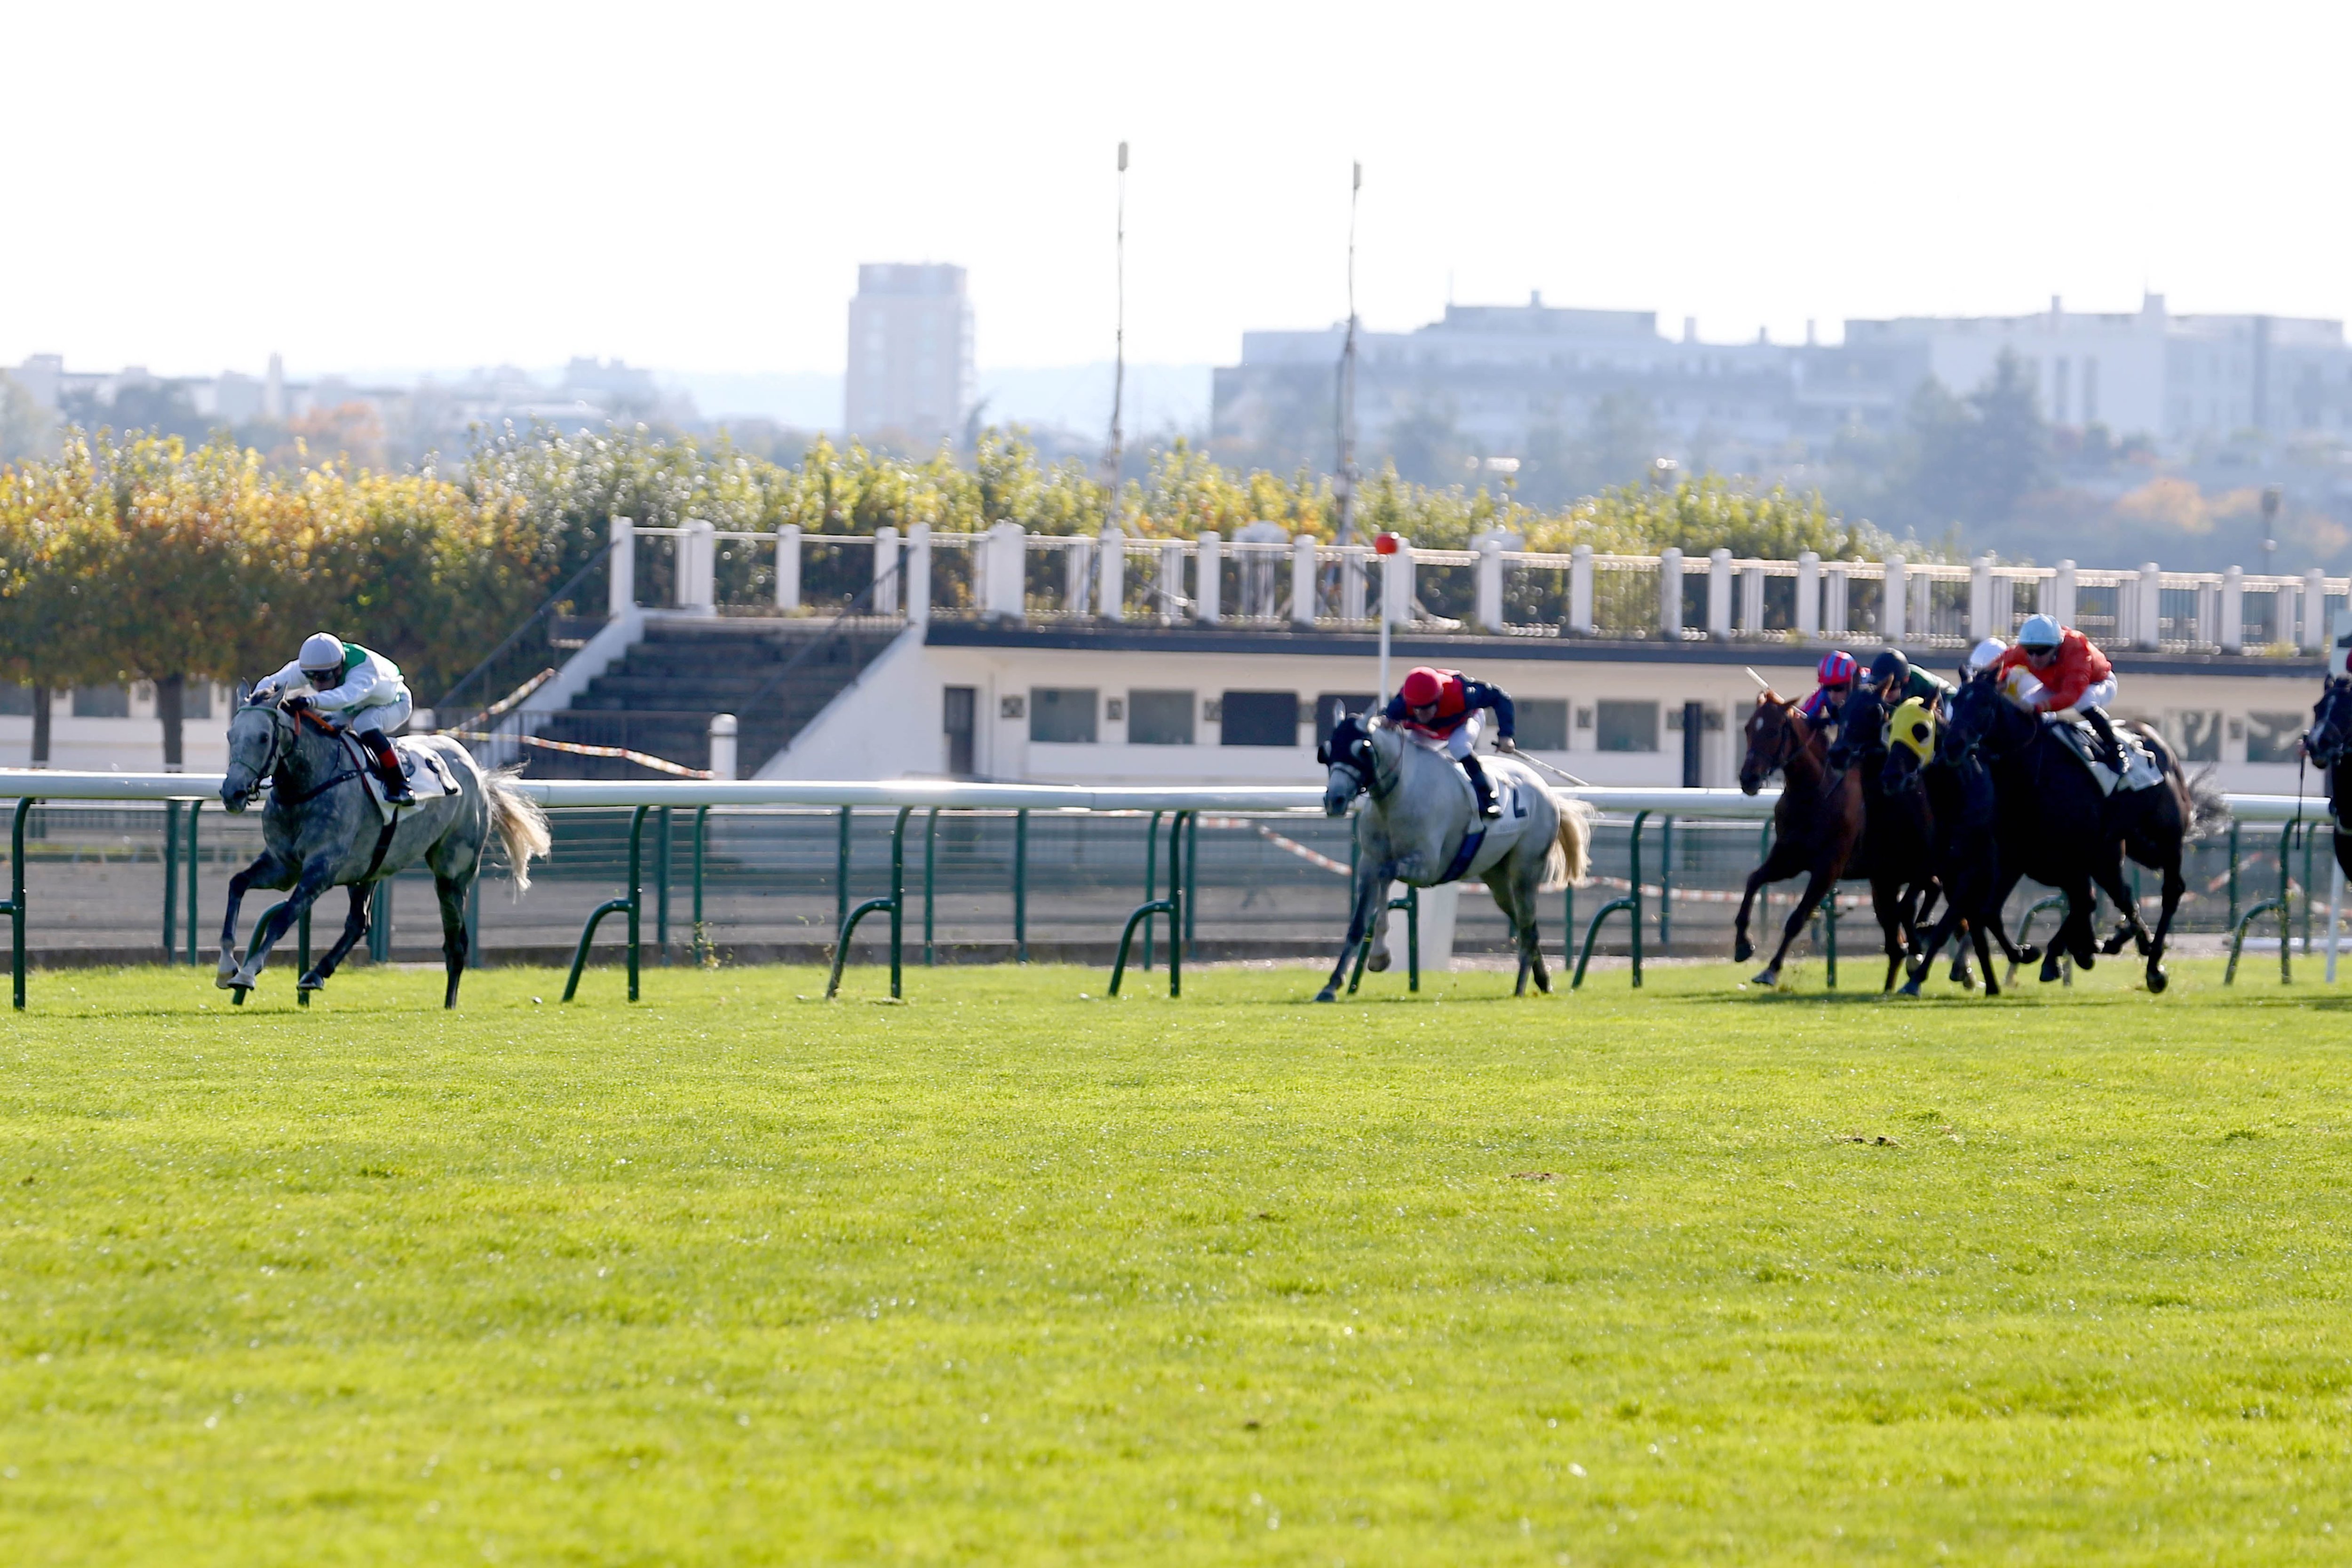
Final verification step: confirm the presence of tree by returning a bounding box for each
[0,374,55,465]
[1892,351,2053,532]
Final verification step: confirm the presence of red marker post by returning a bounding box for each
[1373,533,1401,695]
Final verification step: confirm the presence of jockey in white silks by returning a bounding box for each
[254,632,417,803]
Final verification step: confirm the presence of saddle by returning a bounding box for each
[2044,716,2163,796]
[339,731,457,821]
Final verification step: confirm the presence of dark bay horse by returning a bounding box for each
[2307,677,2352,882]
[217,696,550,1007]
[1827,684,1950,990]
[1732,691,1864,987]
[1943,672,2226,992]
[1880,707,2010,997]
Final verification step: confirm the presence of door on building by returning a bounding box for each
[944,686,976,776]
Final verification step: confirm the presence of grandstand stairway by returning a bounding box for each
[524,618,902,779]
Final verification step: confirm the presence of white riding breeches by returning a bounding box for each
[1444,716,1481,760]
[2075,677,2117,711]
[335,694,413,738]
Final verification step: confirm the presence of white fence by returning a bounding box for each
[610,517,2352,658]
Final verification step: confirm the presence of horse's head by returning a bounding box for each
[221,696,290,812]
[1317,709,1380,816]
[1944,668,2016,760]
[1827,684,1884,771]
[1739,689,1800,796]
[1877,697,1938,797]
[2307,677,2352,768]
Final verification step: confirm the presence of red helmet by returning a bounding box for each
[1816,650,1858,687]
[1399,667,1444,707]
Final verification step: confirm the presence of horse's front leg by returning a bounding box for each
[231,856,335,991]
[1869,874,1908,992]
[301,883,373,992]
[1756,865,1836,988]
[218,851,297,987]
[435,875,471,1009]
[1734,840,1805,964]
[1317,866,1387,1002]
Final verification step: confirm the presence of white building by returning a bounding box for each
[844,263,975,447]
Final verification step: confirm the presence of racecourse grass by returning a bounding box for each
[3,958,2350,1565]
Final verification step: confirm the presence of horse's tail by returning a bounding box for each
[1543,791,1595,891]
[2183,764,2231,841]
[482,766,552,891]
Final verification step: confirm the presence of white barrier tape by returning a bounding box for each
[439,730,712,779]
[1200,815,1352,875]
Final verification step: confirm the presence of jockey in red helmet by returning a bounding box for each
[1383,665,1517,818]
[1797,649,1858,731]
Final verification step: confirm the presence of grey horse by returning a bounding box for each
[215,695,550,1006]
[1315,710,1592,1002]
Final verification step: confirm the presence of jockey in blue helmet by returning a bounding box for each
[254,632,417,803]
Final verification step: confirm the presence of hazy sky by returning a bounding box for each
[5,1,2346,380]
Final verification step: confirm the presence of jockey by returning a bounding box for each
[1966,637,2008,677]
[1797,650,1858,731]
[1994,613,2123,767]
[1863,648,1955,715]
[1384,665,1515,819]
[255,632,417,804]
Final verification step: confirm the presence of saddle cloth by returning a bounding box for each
[2045,716,2164,796]
[341,732,457,821]
[1404,736,1544,881]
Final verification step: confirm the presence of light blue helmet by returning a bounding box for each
[2017,613,2062,651]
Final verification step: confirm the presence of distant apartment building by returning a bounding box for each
[844,263,975,446]
[1213,293,2352,466]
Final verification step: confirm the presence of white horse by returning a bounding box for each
[1316,710,1593,1002]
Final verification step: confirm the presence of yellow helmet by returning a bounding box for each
[1886,697,1937,765]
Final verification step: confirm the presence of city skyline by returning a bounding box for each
[6,3,2352,380]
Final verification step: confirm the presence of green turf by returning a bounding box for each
[3,957,2350,1564]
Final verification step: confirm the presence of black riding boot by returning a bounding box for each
[1462,752,1502,818]
[2083,705,2125,771]
[362,731,415,804]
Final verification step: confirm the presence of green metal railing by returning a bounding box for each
[563,804,649,1002]
[2226,820,2303,985]
[1109,810,1195,998]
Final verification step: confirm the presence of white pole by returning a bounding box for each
[2328,855,2344,984]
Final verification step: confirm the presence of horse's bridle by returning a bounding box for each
[1745,703,1804,785]
[232,703,362,809]
[1331,731,1399,804]
[2308,681,2352,770]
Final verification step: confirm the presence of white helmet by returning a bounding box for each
[299,632,345,680]
[1967,636,2008,674]
[2016,613,2063,651]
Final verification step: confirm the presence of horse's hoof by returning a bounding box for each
[1314,989,1337,1003]
[2016,944,2042,965]
[1898,980,1923,999]
[1366,951,1391,973]
[1733,937,1755,963]
[1750,967,1780,988]
[297,972,325,992]
[2038,956,2063,984]
[214,972,241,991]
[2146,966,2169,995]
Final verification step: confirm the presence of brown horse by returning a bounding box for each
[1732,690,1866,986]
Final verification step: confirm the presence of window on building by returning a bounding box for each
[943,686,976,775]
[183,681,212,720]
[2083,357,2100,423]
[0,685,31,716]
[1029,687,1097,743]
[72,685,130,719]
[1219,691,1299,747]
[1595,700,1660,753]
[2245,712,2304,764]
[2168,710,2221,764]
[1515,699,1569,752]
[1127,690,1195,746]
[1312,693,1378,746]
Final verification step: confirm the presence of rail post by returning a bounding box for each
[1574,809,1648,988]
[923,807,938,967]
[1659,816,1674,948]
[655,804,672,962]
[1110,809,1190,997]
[1184,811,1198,962]
[183,802,201,966]
[1824,885,1837,989]
[1346,883,1420,997]
[835,804,851,935]
[2225,819,2298,985]
[2227,820,2241,931]
[162,800,180,961]
[563,804,647,1002]
[826,806,911,999]
[1013,809,1029,962]
[4,797,32,1009]
[1141,811,1162,971]
[691,804,710,964]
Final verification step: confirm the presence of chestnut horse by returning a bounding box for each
[1732,691,1866,987]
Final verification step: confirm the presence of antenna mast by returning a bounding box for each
[1104,141,1128,518]
[1335,161,1362,543]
